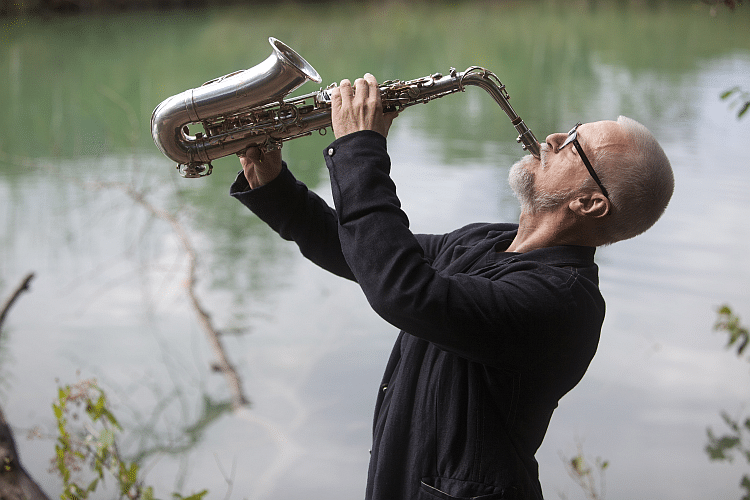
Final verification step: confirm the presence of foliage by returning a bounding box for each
[706,305,750,500]
[721,87,750,120]
[52,378,208,500]
[711,0,749,119]
[714,305,750,363]
[561,441,608,500]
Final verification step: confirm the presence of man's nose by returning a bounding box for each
[544,132,566,153]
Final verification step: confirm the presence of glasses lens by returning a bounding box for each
[560,134,574,150]
[559,123,580,150]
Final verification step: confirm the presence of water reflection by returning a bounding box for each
[1,2,750,499]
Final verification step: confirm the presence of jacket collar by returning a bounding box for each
[490,228,598,268]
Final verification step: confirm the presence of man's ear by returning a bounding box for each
[569,192,610,219]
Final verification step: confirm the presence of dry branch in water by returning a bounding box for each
[0,273,35,333]
[0,276,50,499]
[87,180,249,410]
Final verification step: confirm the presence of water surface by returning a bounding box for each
[1,2,750,499]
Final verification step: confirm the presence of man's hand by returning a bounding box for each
[331,73,398,140]
[238,147,282,189]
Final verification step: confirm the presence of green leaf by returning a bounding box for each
[718,304,733,316]
[86,478,99,493]
[101,407,121,429]
[706,429,741,461]
[58,386,70,401]
[173,490,209,500]
[99,428,115,448]
[741,475,750,500]
[722,411,741,432]
[88,393,107,421]
[738,101,749,119]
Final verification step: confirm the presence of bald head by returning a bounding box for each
[591,116,674,244]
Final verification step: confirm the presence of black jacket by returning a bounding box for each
[230,131,604,500]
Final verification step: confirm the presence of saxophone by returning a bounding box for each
[151,37,541,178]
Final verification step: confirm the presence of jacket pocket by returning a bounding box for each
[419,477,518,500]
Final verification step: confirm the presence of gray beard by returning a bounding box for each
[508,147,574,214]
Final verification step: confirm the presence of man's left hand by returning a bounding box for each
[331,73,397,140]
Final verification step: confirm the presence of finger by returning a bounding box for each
[242,147,263,165]
[383,110,399,127]
[364,72,380,107]
[239,149,257,185]
[382,110,399,137]
[330,85,341,109]
[354,77,368,101]
[339,79,353,106]
[364,73,378,91]
[264,148,282,165]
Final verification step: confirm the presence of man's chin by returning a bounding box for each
[508,156,536,210]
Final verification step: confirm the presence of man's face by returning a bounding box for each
[508,145,574,214]
[509,120,626,214]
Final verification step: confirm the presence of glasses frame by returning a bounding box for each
[559,122,610,199]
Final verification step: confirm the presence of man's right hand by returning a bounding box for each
[239,147,283,189]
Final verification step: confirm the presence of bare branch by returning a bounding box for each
[0,273,35,334]
[86,180,249,410]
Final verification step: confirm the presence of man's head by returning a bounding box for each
[509,116,674,245]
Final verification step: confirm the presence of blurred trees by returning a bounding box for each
[0,0,744,17]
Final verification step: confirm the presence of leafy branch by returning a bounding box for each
[721,87,750,120]
[560,440,608,500]
[714,305,750,363]
[51,378,208,500]
[706,305,750,500]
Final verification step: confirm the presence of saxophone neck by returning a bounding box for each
[457,67,541,159]
[375,67,541,158]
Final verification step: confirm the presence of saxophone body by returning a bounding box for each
[151,38,540,178]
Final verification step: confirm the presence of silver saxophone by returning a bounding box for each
[151,37,541,178]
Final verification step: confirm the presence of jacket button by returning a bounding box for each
[327,147,335,156]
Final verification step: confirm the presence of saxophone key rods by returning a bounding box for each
[151,37,541,178]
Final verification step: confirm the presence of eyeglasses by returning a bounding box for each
[559,122,609,199]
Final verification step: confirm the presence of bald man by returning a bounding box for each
[230,73,674,500]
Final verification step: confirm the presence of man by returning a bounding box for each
[230,73,674,499]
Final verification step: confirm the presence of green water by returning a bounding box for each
[2,1,748,164]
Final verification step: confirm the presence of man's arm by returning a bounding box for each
[231,149,355,281]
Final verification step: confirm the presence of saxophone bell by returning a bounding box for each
[151,37,321,176]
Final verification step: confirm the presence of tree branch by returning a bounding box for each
[86,181,249,410]
[0,273,35,334]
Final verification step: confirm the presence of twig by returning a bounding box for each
[560,439,607,500]
[213,452,236,500]
[0,272,35,334]
[87,180,249,410]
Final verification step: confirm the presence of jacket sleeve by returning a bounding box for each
[230,163,356,281]
[324,131,591,369]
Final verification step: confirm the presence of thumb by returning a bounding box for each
[382,110,400,138]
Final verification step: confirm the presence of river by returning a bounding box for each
[1,2,749,499]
